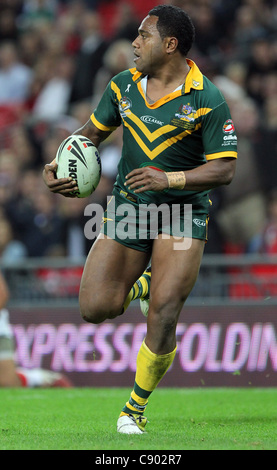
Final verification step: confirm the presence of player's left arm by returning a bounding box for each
[125,156,236,193]
[73,118,114,148]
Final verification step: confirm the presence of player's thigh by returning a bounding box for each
[151,235,204,299]
[79,234,150,321]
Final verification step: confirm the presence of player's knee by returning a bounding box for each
[79,291,124,324]
[152,288,188,316]
[149,290,189,337]
[150,297,177,331]
[153,273,196,316]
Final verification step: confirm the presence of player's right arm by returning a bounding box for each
[42,119,112,197]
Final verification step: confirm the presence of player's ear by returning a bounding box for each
[165,37,178,54]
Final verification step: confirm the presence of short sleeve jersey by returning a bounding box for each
[91,59,237,207]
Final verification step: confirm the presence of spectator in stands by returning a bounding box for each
[249,188,277,254]
[18,0,57,30]
[215,96,266,250]
[109,1,141,42]
[260,189,277,254]
[32,55,75,121]
[222,60,247,91]
[255,82,277,196]
[6,182,65,257]
[0,6,19,43]
[18,29,43,68]
[0,216,27,264]
[246,37,277,105]
[69,10,108,103]
[246,188,277,298]
[190,2,221,56]
[232,3,270,58]
[9,125,38,170]
[0,41,33,104]
[91,39,134,108]
[58,196,94,258]
[0,150,21,211]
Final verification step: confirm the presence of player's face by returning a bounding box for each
[132,15,166,75]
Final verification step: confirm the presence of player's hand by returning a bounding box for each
[42,159,79,197]
[125,167,169,193]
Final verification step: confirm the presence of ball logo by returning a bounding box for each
[223,119,235,134]
[58,136,95,169]
[66,138,96,168]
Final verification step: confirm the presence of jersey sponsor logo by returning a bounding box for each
[222,135,237,147]
[222,122,237,146]
[223,119,235,134]
[140,115,164,126]
[193,218,206,228]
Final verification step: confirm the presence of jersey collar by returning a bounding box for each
[183,59,203,93]
[131,59,204,94]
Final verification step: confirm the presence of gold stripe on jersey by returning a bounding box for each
[127,112,176,142]
[206,151,237,160]
[111,80,123,102]
[124,120,202,160]
[127,107,212,142]
[110,78,210,160]
[90,114,118,132]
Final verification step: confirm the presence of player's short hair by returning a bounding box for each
[148,4,195,56]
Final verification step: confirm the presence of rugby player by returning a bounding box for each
[43,5,237,434]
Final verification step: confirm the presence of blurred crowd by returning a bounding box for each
[0,0,277,262]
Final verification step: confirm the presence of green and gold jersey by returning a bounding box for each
[91,59,237,207]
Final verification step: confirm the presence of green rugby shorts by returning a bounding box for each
[100,190,209,253]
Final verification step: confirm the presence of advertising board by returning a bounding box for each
[10,305,277,387]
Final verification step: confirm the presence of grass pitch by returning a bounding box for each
[0,387,276,450]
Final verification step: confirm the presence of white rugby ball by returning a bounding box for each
[56,134,101,198]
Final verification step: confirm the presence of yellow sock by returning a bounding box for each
[121,340,177,416]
